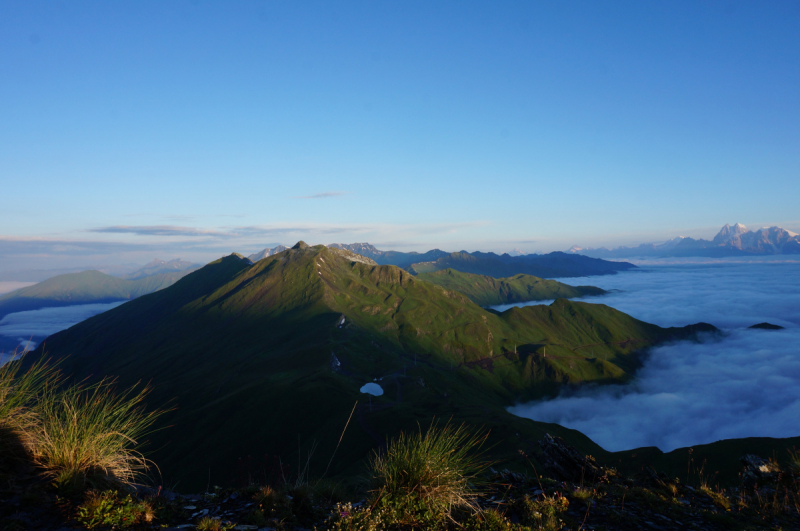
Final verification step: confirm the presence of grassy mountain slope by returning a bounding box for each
[30,245,714,489]
[0,269,193,320]
[417,268,606,306]
[410,251,635,278]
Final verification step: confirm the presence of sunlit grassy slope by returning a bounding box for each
[0,269,194,320]
[417,268,606,306]
[31,244,715,489]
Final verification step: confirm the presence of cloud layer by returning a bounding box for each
[494,262,800,328]
[0,302,125,338]
[1,220,492,274]
[504,262,800,452]
[293,191,350,199]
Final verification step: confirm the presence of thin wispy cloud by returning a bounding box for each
[293,191,350,199]
[89,225,232,238]
[2,220,493,273]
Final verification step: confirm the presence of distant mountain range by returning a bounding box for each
[120,258,200,280]
[409,250,635,278]
[322,243,635,277]
[568,223,800,259]
[325,243,450,267]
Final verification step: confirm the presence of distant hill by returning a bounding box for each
[410,251,636,278]
[29,243,709,489]
[120,258,200,280]
[570,223,800,258]
[0,268,195,320]
[417,268,606,306]
[327,243,635,277]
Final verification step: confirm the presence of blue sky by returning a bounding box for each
[2,1,799,271]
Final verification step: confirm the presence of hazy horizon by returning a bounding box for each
[4,220,800,276]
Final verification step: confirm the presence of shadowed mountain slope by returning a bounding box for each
[29,245,714,489]
[417,268,606,306]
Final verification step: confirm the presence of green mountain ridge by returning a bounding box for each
[417,268,606,306]
[410,250,635,278]
[327,243,636,277]
[28,244,778,490]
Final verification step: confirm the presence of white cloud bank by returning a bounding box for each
[0,302,125,338]
[503,262,800,452]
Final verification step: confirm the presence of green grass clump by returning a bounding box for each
[515,493,568,530]
[368,422,489,522]
[196,516,234,531]
[31,378,165,493]
[76,489,155,529]
[463,508,529,530]
[572,486,593,508]
[329,423,491,530]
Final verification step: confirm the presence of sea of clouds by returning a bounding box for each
[0,302,125,361]
[499,262,800,452]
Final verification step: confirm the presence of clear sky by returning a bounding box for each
[2,1,799,271]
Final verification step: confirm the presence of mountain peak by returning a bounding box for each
[292,241,309,250]
[713,222,750,245]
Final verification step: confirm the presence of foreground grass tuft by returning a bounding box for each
[327,422,492,530]
[0,357,58,459]
[368,422,489,519]
[31,377,166,492]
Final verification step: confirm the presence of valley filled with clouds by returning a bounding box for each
[504,262,800,451]
[0,302,124,358]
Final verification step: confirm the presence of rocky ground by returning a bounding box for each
[2,435,798,530]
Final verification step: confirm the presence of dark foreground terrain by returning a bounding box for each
[2,432,798,531]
